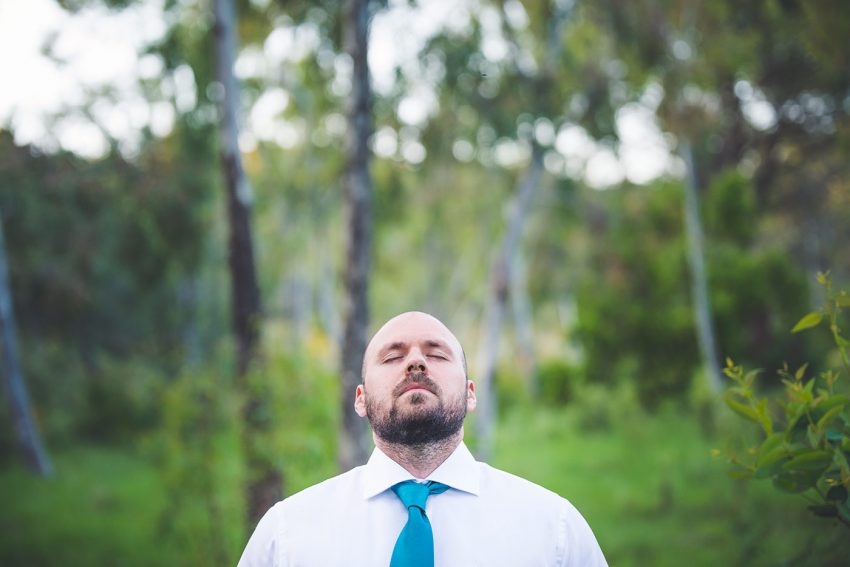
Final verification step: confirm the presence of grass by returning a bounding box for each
[492,404,850,566]
[2,403,849,566]
[0,445,173,566]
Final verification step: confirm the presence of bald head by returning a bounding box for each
[362,311,467,383]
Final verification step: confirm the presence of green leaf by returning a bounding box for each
[725,397,760,423]
[807,424,823,447]
[759,433,785,455]
[838,500,850,522]
[807,504,838,517]
[795,363,809,381]
[756,398,773,435]
[836,293,850,307]
[755,446,789,479]
[826,485,848,502]
[817,404,845,429]
[773,472,813,493]
[782,450,834,474]
[816,395,850,413]
[792,312,823,333]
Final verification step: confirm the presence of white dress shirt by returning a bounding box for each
[238,442,607,566]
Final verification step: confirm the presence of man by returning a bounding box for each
[238,311,607,566]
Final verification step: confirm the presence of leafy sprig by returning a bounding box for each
[722,272,850,527]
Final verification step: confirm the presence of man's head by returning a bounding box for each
[354,311,476,446]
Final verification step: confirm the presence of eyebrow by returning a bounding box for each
[424,339,451,353]
[377,342,406,359]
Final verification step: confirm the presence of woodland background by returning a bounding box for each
[1,0,850,564]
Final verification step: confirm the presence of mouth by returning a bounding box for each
[399,383,434,395]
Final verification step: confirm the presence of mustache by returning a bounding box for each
[393,371,440,397]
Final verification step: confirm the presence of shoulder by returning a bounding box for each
[237,467,365,567]
[276,465,364,515]
[476,462,607,566]
[477,461,567,505]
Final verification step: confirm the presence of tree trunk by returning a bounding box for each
[318,228,340,343]
[0,212,53,477]
[475,146,544,460]
[680,139,723,393]
[510,250,537,397]
[338,0,373,472]
[212,0,281,526]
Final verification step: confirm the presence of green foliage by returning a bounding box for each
[6,402,850,565]
[576,183,699,408]
[152,358,245,565]
[150,334,339,565]
[0,133,212,356]
[495,402,850,566]
[537,358,581,406]
[0,447,180,566]
[722,273,850,527]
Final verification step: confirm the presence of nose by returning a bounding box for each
[406,349,426,374]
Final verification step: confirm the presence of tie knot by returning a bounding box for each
[392,480,449,511]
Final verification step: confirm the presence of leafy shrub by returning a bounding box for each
[722,273,850,527]
[495,364,532,414]
[537,358,581,406]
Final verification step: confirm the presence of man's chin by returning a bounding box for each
[398,389,436,406]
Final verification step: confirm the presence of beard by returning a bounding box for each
[365,371,467,446]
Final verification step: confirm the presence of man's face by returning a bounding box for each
[354,312,476,445]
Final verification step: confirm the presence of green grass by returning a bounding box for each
[0,446,174,566]
[2,404,849,566]
[492,405,850,566]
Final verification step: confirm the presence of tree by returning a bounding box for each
[212,0,280,525]
[0,212,53,476]
[338,0,374,472]
[474,0,573,459]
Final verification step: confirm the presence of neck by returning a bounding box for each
[374,428,464,479]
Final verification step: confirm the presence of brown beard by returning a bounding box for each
[366,370,467,446]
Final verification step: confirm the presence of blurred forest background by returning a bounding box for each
[1,0,850,564]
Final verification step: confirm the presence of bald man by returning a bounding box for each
[238,312,607,567]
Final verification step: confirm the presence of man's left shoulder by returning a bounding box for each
[476,463,608,566]
[477,461,569,507]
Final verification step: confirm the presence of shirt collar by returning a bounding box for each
[360,441,480,499]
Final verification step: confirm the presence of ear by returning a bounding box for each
[354,384,367,417]
[465,380,477,412]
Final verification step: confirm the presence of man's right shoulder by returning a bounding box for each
[238,465,366,566]
[262,464,364,520]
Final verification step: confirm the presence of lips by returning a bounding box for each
[393,372,439,398]
[399,383,433,395]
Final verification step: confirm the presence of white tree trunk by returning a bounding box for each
[0,212,53,476]
[475,147,544,460]
[680,139,723,393]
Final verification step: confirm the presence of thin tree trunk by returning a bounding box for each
[680,139,723,393]
[212,0,281,526]
[338,0,373,472]
[318,228,340,343]
[476,146,544,460]
[510,250,537,397]
[474,1,573,460]
[0,212,53,477]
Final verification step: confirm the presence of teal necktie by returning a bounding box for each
[390,480,450,567]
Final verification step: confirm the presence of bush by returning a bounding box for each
[721,272,850,527]
[537,358,582,406]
